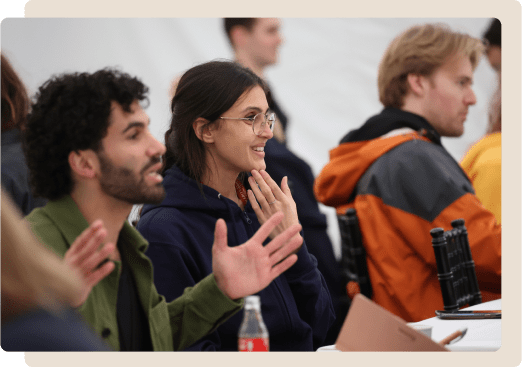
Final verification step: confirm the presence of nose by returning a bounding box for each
[147,133,166,157]
[276,32,283,46]
[259,121,274,139]
[465,88,477,106]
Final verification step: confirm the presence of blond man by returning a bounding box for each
[315,24,501,322]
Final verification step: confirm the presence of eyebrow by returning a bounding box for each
[122,120,149,134]
[241,106,270,114]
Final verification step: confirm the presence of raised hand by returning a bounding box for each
[212,212,303,300]
[64,220,116,308]
[247,169,301,241]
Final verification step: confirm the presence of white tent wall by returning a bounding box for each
[1,18,497,257]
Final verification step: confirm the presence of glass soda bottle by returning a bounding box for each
[238,295,269,352]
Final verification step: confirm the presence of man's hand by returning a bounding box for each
[212,212,302,300]
[64,220,116,308]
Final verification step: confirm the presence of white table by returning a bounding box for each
[409,299,501,352]
[317,299,501,352]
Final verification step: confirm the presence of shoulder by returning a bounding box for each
[461,133,501,171]
[138,206,216,249]
[367,139,464,182]
[139,205,185,227]
[26,207,68,257]
[1,145,29,181]
[359,139,474,221]
[138,206,185,237]
[264,140,314,182]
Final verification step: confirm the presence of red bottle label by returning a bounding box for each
[238,337,269,352]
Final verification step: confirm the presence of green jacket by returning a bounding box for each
[26,195,243,351]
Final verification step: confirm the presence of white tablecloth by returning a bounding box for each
[410,299,501,351]
[317,299,501,352]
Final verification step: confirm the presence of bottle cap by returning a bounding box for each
[245,295,261,308]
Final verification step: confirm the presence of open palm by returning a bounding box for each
[212,212,302,300]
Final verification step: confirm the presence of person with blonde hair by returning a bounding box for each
[315,23,501,322]
[1,188,110,351]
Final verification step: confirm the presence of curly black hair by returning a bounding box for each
[23,68,149,200]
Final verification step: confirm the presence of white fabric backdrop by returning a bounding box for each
[1,18,497,256]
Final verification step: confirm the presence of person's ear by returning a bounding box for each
[193,118,215,144]
[407,73,428,97]
[230,25,249,48]
[68,150,98,179]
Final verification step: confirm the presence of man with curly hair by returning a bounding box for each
[23,68,304,351]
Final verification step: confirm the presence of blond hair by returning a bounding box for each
[1,189,81,322]
[378,23,485,108]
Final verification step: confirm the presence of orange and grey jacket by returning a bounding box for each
[314,108,501,322]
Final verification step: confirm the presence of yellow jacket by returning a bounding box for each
[461,132,501,224]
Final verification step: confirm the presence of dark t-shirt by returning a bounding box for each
[116,240,153,351]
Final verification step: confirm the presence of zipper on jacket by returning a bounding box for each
[243,211,252,224]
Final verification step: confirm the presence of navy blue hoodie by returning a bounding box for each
[137,165,335,351]
[264,138,348,345]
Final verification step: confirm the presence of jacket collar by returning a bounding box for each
[43,195,149,253]
[340,107,441,145]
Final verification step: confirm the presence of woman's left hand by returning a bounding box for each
[247,170,302,244]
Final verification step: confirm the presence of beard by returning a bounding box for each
[97,152,166,205]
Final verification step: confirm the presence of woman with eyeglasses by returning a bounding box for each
[137,60,334,351]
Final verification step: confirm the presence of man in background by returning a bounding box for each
[224,18,348,345]
[315,23,501,322]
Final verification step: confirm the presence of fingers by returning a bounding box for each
[281,176,293,199]
[84,260,115,288]
[250,212,284,243]
[268,232,303,266]
[67,220,104,256]
[65,221,108,266]
[264,223,302,256]
[79,242,116,275]
[250,170,282,202]
[270,254,298,278]
[212,219,228,251]
[247,189,266,223]
[248,175,272,209]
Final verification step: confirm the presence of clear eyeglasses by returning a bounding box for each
[220,112,276,136]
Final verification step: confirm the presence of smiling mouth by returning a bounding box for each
[142,160,164,184]
[147,171,163,180]
[253,147,264,152]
